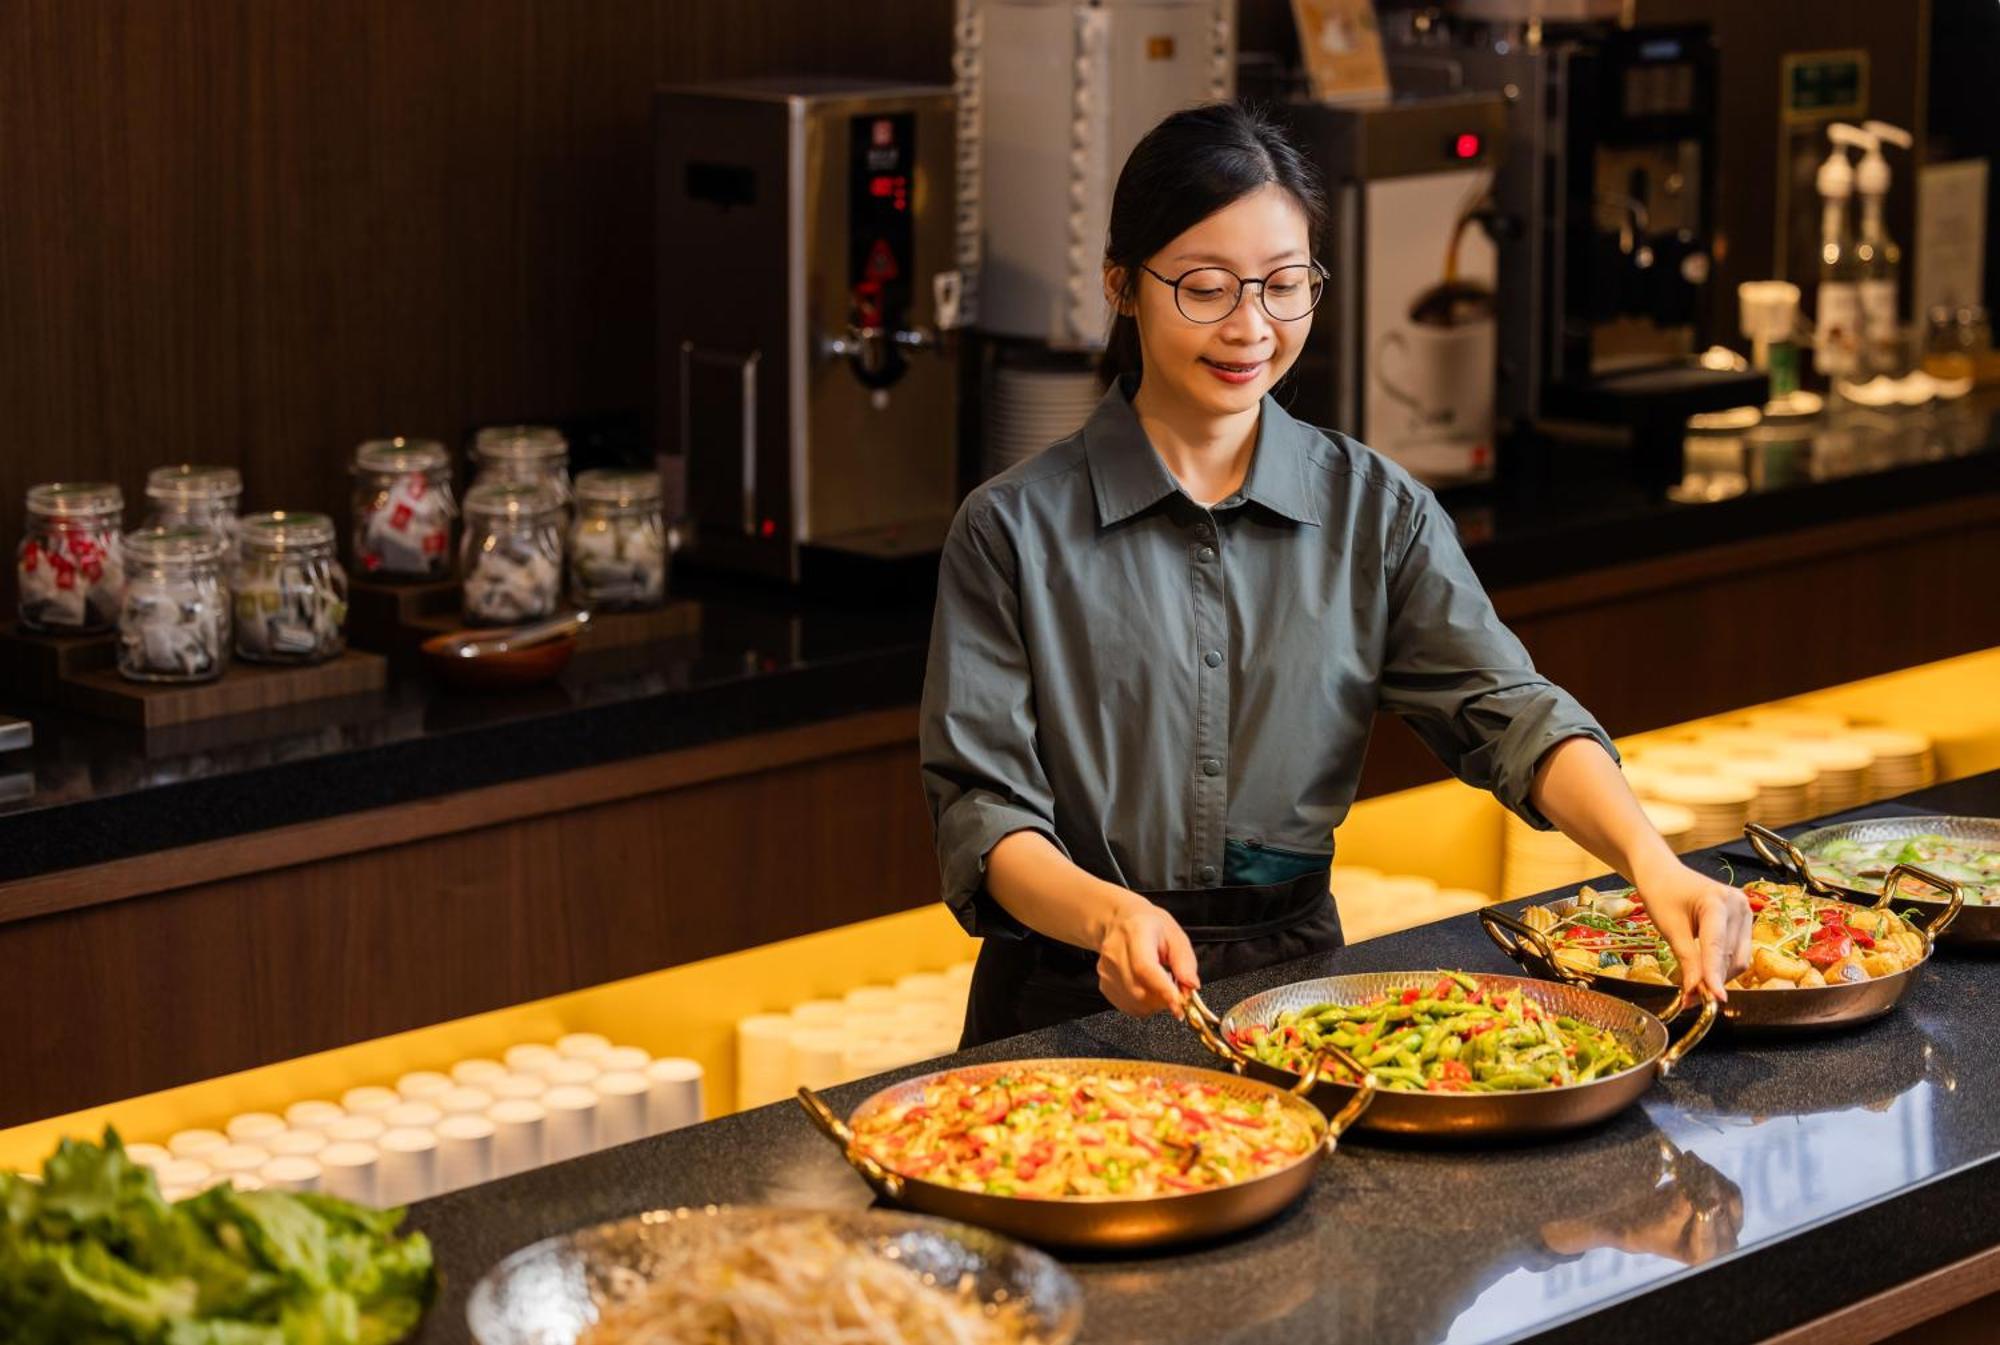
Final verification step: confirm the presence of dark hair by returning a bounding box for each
[1101,101,1326,383]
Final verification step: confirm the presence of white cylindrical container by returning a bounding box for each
[486,1099,548,1178]
[267,1129,328,1159]
[845,1011,902,1045]
[644,1058,705,1134]
[895,972,954,1004]
[844,985,900,1013]
[258,1156,322,1193]
[490,1073,548,1102]
[437,1087,496,1117]
[325,1115,387,1146]
[451,1058,510,1089]
[384,1102,443,1132]
[168,1129,228,1160]
[791,999,848,1028]
[599,1046,651,1074]
[284,1100,345,1131]
[225,1113,286,1146]
[157,1159,213,1196]
[844,1040,916,1079]
[735,1013,798,1110]
[434,1114,497,1193]
[593,1071,649,1148]
[555,1032,612,1062]
[341,1086,401,1117]
[376,1129,438,1205]
[542,1085,598,1162]
[504,1043,561,1075]
[317,1142,379,1204]
[208,1145,271,1180]
[396,1071,454,1102]
[792,1029,850,1091]
[543,1058,600,1089]
[125,1143,173,1171]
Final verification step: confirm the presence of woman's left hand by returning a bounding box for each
[1633,860,1754,1004]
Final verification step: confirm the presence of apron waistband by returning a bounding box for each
[1142,868,1330,942]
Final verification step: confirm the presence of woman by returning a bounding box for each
[923,103,1751,1047]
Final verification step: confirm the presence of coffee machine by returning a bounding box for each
[1379,4,1765,460]
[656,79,963,584]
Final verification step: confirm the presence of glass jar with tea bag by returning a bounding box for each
[469,425,572,517]
[117,526,229,683]
[351,438,456,581]
[17,482,126,634]
[567,469,667,610]
[235,511,348,665]
[144,465,243,552]
[460,481,563,625]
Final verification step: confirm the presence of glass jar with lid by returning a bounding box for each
[470,425,572,515]
[460,481,563,625]
[117,526,229,683]
[144,464,243,551]
[567,469,667,610]
[235,511,349,664]
[351,438,457,581]
[17,482,126,634]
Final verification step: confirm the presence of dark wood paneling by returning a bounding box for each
[0,1,954,605]
[2,731,937,1126]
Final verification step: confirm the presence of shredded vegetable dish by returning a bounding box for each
[849,1067,1318,1198]
[1229,971,1639,1092]
[578,1216,1043,1345]
[1805,833,1999,906]
[1524,881,1925,990]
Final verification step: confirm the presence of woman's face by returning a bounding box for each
[1108,183,1315,419]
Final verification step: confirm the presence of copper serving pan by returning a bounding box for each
[1182,970,1713,1140]
[1483,845,1962,1032]
[1757,816,2000,949]
[797,1053,1374,1251]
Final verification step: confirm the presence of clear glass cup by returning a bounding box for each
[351,438,457,582]
[460,481,563,626]
[235,511,348,665]
[470,425,572,517]
[117,526,229,683]
[144,465,243,552]
[567,469,667,611]
[17,482,125,634]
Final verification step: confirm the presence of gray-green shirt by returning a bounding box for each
[921,378,1613,937]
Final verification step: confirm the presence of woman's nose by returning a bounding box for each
[1218,288,1275,343]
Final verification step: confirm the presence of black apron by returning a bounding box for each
[959,869,1343,1049]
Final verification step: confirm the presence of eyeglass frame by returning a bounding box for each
[1137,259,1329,324]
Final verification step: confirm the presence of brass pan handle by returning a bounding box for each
[1290,1040,1378,1151]
[1883,863,1965,944]
[1657,990,1718,1079]
[1479,907,1591,986]
[1181,990,1252,1073]
[796,1086,905,1201]
[1744,823,1837,896]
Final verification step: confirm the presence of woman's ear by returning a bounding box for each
[1103,264,1133,316]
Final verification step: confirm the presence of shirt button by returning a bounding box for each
[1197,864,1220,885]
[1200,758,1222,777]
[1203,650,1222,668]
[1195,522,1213,540]
[1196,545,1216,563]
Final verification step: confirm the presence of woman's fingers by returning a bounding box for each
[1161,920,1201,994]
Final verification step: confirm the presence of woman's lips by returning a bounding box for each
[1200,357,1265,385]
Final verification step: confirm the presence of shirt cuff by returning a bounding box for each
[938,793,1072,940]
[1490,693,1620,831]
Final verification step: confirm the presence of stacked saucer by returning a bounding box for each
[1502,809,1602,900]
[981,365,1101,480]
[1711,755,1819,826]
[1640,801,1698,853]
[1769,737,1874,814]
[1849,727,1934,800]
[1643,773,1759,850]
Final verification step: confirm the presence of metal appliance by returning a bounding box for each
[1379,5,1765,465]
[1279,93,1510,485]
[656,79,962,583]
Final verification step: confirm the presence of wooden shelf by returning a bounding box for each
[59,649,388,728]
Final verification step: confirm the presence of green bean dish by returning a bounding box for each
[1227,971,1641,1093]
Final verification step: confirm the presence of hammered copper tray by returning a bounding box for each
[1784,815,2000,948]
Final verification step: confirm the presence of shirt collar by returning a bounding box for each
[1082,375,1321,528]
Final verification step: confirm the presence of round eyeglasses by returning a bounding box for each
[1140,260,1327,324]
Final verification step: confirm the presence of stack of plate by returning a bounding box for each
[1739,707,1849,740]
[1501,810,1602,900]
[1331,866,1494,940]
[1849,727,1934,800]
[734,962,976,1108]
[1640,801,1698,852]
[1643,773,1758,850]
[1626,742,1718,774]
[1693,727,1794,759]
[1712,755,1819,826]
[981,365,1102,481]
[1769,737,1874,813]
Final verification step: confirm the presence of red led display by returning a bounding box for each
[1453,132,1483,160]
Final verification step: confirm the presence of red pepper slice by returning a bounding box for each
[1401,987,1422,1005]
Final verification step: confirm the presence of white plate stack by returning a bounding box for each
[733,964,976,1109]
[1711,755,1818,826]
[1501,811,1603,900]
[1644,773,1758,850]
[1640,801,1697,853]
[1770,737,1874,814]
[1850,727,1934,800]
[982,364,1101,481]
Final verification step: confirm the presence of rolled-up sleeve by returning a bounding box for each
[1377,487,1616,828]
[920,501,1071,936]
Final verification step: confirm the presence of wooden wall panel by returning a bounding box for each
[2,736,937,1127]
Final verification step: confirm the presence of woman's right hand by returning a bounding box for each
[1095,893,1200,1017]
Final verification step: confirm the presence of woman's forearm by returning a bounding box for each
[985,830,1150,951]
[1527,737,1681,886]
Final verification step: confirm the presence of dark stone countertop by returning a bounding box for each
[0,395,1995,889]
[404,771,2000,1345]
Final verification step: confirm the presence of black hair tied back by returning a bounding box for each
[1100,101,1326,383]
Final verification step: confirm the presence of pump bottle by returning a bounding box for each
[1812,123,1871,377]
[1855,120,1912,374]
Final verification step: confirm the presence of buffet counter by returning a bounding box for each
[403,770,2000,1345]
